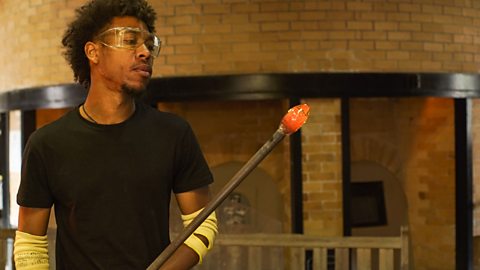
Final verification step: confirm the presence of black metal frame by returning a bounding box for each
[0,72,476,269]
[341,98,352,237]
[289,98,304,234]
[21,110,36,151]
[1,73,480,112]
[454,99,473,270]
[0,113,10,228]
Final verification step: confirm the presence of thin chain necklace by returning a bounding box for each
[81,105,97,124]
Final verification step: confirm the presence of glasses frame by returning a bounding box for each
[94,27,161,57]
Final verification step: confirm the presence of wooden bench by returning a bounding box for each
[3,227,409,270]
[197,227,409,270]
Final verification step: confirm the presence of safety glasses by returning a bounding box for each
[95,27,161,57]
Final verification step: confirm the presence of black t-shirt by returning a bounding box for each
[17,102,213,269]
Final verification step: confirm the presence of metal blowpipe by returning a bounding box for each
[147,104,310,270]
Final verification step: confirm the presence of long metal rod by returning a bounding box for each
[147,129,286,270]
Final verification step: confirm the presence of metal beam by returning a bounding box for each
[2,73,480,112]
[21,110,36,151]
[0,113,10,228]
[454,98,473,270]
[341,98,352,236]
[289,98,304,234]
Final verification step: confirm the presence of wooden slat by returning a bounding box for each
[214,233,402,249]
[289,247,305,269]
[0,229,15,238]
[10,230,407,270]
[0,240,7,269]
[356,248,371,270]
[379,249,394,270]
[335,248,349,270]
[401,226,409,270]
[0,231,15,270]
[313,248,327,270]
[248,246,261,269]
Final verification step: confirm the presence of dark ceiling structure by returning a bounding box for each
[0,72,478,269]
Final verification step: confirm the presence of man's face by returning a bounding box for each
[93,16,156,97]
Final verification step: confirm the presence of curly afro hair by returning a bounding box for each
[61,0,157,89]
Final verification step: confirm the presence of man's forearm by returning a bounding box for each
[159,244,200,270]
[14,231,50,270]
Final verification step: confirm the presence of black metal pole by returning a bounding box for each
[289,98,304,234]
[0,113,10,228]
[454,98,473,270]
[341,98,352,237]
[21,110,36,151]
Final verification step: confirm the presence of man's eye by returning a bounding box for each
[123,38,138,45]
[145,40,155,50]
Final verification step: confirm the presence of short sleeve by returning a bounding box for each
[17,138,54,208]
[172,124,213,193]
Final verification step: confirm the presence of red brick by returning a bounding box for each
[233,42,260,52]
[424,42,443,52]
[278,12,299,21]
[175,25,202,34]
[261,2,289,12]
[196,53,222,63]
[203,24,232,34]
[387,51,410,60]
[261,22,290,31]
[167,35,193,45]
[203,4,230,14]
[349,41,374,50]
[388,32,412,41]
[232,23,260,33]
[166,15,192,25]
[175,45,202,54]
[376,41,399,50]
[347,21,373,30]
[261,41,290,51]
[346,2,372,11]
[175,5,201,15]
[300,11,327,21]
[166,54,194,64]
[222,14,249,24]
[231,3,259,13]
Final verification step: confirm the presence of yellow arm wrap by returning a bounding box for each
[181,208,218,264]
[14,231,49,270]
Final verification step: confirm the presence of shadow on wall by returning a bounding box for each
[169,161,285,270]
[351,160,408,237]
[170,161,284,234]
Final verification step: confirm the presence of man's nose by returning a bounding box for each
[136,43,152,60]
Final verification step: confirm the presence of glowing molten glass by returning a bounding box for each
[280,103,310,135]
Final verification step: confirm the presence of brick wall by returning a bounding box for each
[473,99,480,267]
[152,0,480,76]
[472,99,480,236]
[350,98,455,270]
[157,100,293,227]
[0,0,81,92]
[1,0,480,92]
[301,99,343,236]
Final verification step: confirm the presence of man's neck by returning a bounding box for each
[80,85,136,125]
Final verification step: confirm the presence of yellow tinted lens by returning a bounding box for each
[119,29,141,48]
[97,27,161,57]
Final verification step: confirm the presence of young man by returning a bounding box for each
[13,0,217,269]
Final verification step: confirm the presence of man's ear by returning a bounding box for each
[85,41,99,64]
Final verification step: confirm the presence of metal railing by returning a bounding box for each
[3,227,409,270]
[195,227,409,270]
